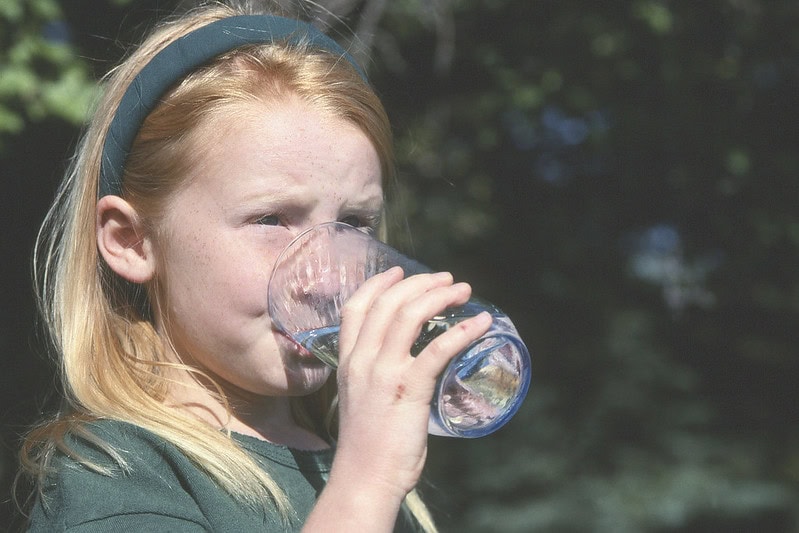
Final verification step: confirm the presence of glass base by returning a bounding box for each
[428,327,531,438]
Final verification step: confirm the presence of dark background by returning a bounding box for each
[2,1,798,531]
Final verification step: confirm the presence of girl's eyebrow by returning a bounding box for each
[344,192,384,210]
[235,183,314,206]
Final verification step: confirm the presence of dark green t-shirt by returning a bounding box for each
[27,420,419,532]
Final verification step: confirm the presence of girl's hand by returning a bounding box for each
[305,267,492,531]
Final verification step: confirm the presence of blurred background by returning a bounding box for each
[1,0,797,531]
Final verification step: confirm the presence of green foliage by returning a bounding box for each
[0,0,97,148]
[373,0,799,530]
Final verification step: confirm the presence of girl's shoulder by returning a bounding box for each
[51,418,197,478]
[25,418,425,532]
[29,419,228,532]
[28,419,337,532]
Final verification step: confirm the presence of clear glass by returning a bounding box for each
[268,222,531,438]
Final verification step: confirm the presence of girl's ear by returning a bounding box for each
[97,195,156,283]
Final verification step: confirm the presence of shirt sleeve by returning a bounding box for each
[53,514,210,533]
[26,423,241,532]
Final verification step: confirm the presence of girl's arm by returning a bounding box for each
[303,267,492,532]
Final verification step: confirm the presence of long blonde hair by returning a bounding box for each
[19,2,435,530]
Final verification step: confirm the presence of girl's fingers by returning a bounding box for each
[338,270,456,362]
[411,311,494,380]
[337,266,405,357]
[377,281,473,358]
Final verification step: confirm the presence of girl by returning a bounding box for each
[19,2,492,532]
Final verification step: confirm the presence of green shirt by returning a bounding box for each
[28,420,420,532]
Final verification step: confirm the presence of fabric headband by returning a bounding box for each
[99,14,366,198]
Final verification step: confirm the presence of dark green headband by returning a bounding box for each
[99,14,366,198]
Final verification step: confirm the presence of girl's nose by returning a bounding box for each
[289,237,342,302]
[270,223,369,331]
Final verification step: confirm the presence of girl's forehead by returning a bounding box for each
[173,99,383,204]
[196,97,365,157]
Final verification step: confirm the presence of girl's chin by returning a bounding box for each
[272,331,334,391]
[283,364,333,395]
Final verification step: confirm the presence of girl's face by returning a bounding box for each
[154,97,383,398]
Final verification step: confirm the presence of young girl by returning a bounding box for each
[19,2,492,531]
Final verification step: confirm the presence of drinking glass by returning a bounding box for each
[268,222,531,438]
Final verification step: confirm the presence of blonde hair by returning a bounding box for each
[19,2,435,530]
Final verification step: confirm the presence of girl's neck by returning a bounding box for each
[227,394,331,451]
[167,377,330,451]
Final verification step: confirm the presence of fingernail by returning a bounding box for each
[476,311,493,325]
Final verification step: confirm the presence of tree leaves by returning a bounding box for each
[0,0,98,149]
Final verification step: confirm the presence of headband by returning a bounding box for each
[99,14,366,198]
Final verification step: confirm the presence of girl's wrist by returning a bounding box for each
[304,466,408,532]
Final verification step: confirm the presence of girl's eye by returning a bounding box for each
[339,215,378,232]
[339,215,364,228]
[255,215,281,226]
